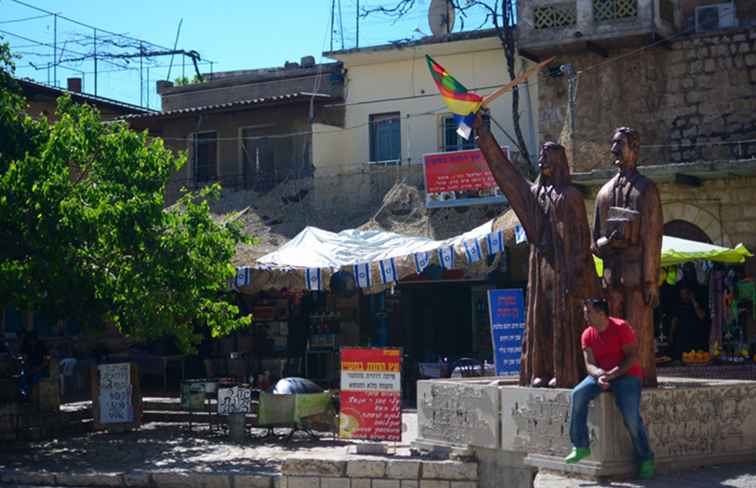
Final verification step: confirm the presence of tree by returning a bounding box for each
[362,0,534,172]
[0,40,250,352]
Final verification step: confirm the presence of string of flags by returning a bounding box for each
[233,226,529,292]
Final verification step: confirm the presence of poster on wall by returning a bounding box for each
[98,363,133,424]
[487,289,526,377]
[422,147,509,208]
[339,347,402,442]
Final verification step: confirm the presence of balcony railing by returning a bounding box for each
[534,3,578,29]
[592,0,639,22]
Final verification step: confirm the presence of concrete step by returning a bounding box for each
[142,410,258,425]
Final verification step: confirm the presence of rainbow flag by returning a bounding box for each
[426,55,483,140]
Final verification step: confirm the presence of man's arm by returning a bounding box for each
[605,342,639,380]
[583,348,606,378]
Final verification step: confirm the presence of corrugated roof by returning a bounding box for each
[120,92,333,120]
[18,78,153,114]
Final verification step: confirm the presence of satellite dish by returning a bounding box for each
[428,0,455,36]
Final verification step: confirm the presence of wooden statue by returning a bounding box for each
[476,114,600,388]
[592,127,663,387]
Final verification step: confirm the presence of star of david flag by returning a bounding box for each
[379,258,398,284]
[487,230,505,254]
[463,240,483,263]
[515,224,527,244]
[304,268,323,291]
[438,246,455,270]
[414,251,431,274]
[353,263,372,288]
[235,267,250,288]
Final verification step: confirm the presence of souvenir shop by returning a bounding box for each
[651,237,754,374]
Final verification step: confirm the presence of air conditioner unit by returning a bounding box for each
[695,3,737,33]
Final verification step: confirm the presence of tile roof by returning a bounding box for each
[18,78,153,114]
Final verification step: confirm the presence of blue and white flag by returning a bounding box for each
[515,224,527,244]
[463,240,483,263]
[353,263,372,288]
[438,246,455,270]
[304,268,322,291]
[414,251,431,274]
[379,258,398,284]
[235,267,251,288]
[486,230,505,254]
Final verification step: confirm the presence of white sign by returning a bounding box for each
[98,363,133,424]
[340,370,401,392]
[217,386,252,416]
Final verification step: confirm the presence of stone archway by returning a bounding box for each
[662,202,732,247]
[664,220,712,244]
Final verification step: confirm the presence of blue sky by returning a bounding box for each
[1,0,491,108]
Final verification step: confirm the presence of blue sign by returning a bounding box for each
[487,289,525,377]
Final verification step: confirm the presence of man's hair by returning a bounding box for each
[584,298,609,316]
[614,127,640,153]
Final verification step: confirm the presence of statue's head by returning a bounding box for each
[538,141,571,185]
[611,127,640,171]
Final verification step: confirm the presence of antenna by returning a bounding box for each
[428,0,454,36]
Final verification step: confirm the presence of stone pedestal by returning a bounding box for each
[415,377,756,486]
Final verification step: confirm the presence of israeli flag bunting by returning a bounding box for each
[487,230,505,255]
[304,268,322,291]
[414,252,430,274]
[379,258,398,284]
[235,267,250,288]
[515,224,527,244]
[438,246,455,270]
[353,263,372,288]
[463,240,483,263]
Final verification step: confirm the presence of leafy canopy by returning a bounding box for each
[0,40,250,352]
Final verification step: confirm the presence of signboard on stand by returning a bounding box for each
[423,147,509,208]
[92,362,142,431]
[487,289,526,376]
[339,347,401,441]
[217,386,252,415]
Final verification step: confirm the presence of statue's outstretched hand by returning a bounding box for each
[644,284,659,307]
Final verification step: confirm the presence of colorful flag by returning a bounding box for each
[353,263,372,288]
[379,258,398,284]
[515,224,527,244]
[426,55,483,140]
[305,268,322,291]
[414,251,431,274]
[487,230,505,254]
[463,240,483,263]
[438,246,455,270]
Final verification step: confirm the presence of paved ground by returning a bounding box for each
[0,413,418,475]
[535,464,756,488]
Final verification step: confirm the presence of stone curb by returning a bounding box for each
[0,469,280,488]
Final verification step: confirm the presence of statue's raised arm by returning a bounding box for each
[475,113,542,242]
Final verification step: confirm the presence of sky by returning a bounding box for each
[0,0,492,108]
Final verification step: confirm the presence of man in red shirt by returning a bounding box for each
[564,298,655,479]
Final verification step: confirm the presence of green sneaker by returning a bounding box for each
[639,459,655,479]
[564,447,591,464]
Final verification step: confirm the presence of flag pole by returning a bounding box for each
[480,57,555,108]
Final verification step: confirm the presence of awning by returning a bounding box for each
[594,236,753,277]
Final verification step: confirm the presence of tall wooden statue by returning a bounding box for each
[476,115,600,388]
[592,127,663,387]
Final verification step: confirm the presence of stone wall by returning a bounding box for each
[282,458,479,488]
[538,27,756,171]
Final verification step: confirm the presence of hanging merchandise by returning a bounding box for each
[709,269,725,351]
[463,239,483,263]
[665,266,677,286]
[515,224,527,244]
[353,263,372,288]
[414,252,431,274]
[438,246,455,270]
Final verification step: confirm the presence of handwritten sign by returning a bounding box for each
[340,348,401,441]
[217,386,252,416]
[98,363,133,424]
[488,289,525,376]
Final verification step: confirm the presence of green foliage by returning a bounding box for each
[174,74,203,86]
[0,40,250,352]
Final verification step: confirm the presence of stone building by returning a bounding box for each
[518,0,756,271]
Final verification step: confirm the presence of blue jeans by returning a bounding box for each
[569,375,654,461]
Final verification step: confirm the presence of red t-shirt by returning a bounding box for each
[581,317,642,379]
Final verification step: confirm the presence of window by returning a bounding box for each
[192,132,217,183]
[369,112,401,164]
[441,113,489,152]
